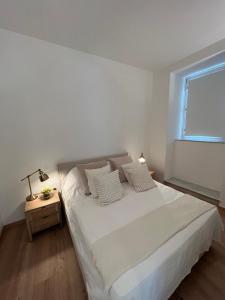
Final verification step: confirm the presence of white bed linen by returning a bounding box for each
[62,180,223,300]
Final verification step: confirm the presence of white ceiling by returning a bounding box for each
[0,0,225,70]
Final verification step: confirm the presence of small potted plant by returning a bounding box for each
[41,186,52,200]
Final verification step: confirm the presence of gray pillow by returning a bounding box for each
[109,155,133,182]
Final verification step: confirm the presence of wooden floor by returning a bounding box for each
[0,209,225,300]
[0,223,87,300]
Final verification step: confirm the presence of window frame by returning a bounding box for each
[179,61,225,143]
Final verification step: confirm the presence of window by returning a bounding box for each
[179,62,225,142]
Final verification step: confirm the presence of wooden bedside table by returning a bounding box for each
[149,170,155,178]
[25,190,62,241]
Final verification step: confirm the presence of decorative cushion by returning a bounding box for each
[85,164,111,198]
[94,170,124,206]
[109,155,133,182]
[126,165,156,192]
[122,162,140,185]
[76,160,108,195]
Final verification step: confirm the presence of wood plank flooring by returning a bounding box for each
[0,223,87,300]
[0,208,225,300]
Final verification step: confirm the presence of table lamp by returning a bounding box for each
[21,169,49,201]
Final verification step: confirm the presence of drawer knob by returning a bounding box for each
[42,215,49,219]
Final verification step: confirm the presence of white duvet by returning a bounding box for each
[62,178,223,300]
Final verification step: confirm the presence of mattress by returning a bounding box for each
[63,181,223,300]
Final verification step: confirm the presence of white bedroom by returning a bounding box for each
[0,1,225,300]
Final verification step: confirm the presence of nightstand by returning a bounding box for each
[25,190,62,241]
[149,170,155,178]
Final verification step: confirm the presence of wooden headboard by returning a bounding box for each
[57,152,128,185]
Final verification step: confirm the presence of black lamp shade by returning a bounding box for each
[39,170,49,182]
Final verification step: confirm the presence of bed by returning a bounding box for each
[57,154,223,300]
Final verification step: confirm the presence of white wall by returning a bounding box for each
[149,71,170,180]
[0,29,153,225]
[173,141,225,192]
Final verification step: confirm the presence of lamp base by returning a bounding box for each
[26,194,38,202]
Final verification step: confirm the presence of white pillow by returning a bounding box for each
[126,165,156,192]
[94,170,124,206]
[85,164,111,198]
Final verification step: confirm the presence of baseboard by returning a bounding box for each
[3,219,25,232]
